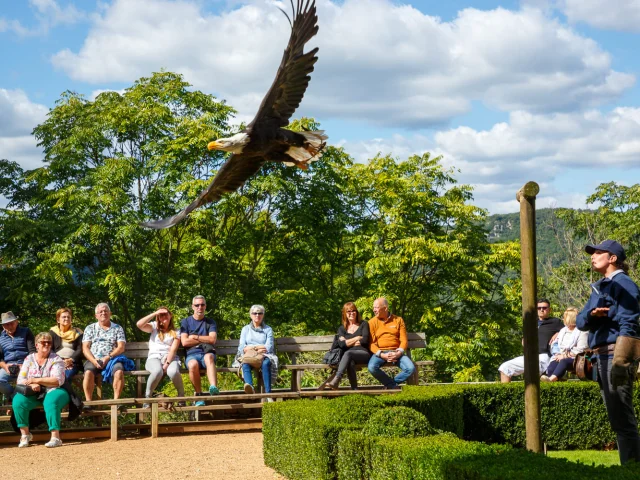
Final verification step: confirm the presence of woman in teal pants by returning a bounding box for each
[12,331,69,448]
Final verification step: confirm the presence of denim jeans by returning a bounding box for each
[367,352,415,388]
[242,357,272,393]
[0,368,18,400]
[597,353,640,464]
[64,365,79,381]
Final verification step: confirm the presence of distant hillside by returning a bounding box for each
[484,208,568,267]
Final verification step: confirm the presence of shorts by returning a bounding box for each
[498,354,550,378]
[84,360,124,374]
[186,351,216,369]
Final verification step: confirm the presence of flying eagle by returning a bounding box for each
[142,0,326,229]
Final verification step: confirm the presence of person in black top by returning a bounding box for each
[325,302,371,390]
[498,298,563,382]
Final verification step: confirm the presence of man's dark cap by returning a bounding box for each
[585,240,626,262]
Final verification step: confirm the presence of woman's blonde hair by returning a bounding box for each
[35,332,53,344]
[562,307,579,327]
[156,307,177,341]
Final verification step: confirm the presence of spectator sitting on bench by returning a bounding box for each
[13,332,69,448]
[136,307,185,408]
[49,307,84,381]
[498,298,563,383]
[325,302,371,390]
[541,307,588,382]
[82,303,127,401]
[233,305,277,396]
[0,311,35,401]
[367,297,415,390]
[180,295,219,406]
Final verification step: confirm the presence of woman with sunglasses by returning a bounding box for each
[49,307,84,380]
[12,332,68,448]
[234,305,277,395]
[136,307,185,407]
[325,302,371,390]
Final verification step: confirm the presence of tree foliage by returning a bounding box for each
[0,71,520,378]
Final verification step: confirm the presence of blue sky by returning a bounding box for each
[2,0,640,213]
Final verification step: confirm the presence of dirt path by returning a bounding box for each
[0,432,284,480]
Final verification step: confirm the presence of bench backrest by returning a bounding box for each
[123,332,426,359]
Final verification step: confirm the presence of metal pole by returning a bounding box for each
[516,181,542,453]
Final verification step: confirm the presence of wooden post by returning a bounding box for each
[110,404,118,441]
[151,403,159,438]
[516,181,542,453]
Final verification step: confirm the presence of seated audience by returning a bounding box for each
[541,307,588,382]
[12,332,68,448]
[234,305,277,395]
[498,298,563,382]
[0,312,35,400]
[367,297,415,390]
[82,303,127,401]
[136,307,185,407]
[180,295,219,406]
[49,308,84,380]
[325,302,370,390]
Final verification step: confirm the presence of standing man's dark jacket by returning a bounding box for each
[577,271,640,348]
[0,326,35,364]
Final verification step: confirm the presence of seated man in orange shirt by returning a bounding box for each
[367,297,415,390]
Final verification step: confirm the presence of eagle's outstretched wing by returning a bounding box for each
[140,154,265,229]
[248,0,319,128]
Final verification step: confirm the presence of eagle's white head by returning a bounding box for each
[207,132,250,154]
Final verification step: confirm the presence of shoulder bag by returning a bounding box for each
[241,347,265,369]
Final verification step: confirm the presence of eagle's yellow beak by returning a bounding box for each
[207,141,220,151]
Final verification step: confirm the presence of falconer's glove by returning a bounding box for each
[611,335,640,389]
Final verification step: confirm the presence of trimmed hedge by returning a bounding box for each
[264,382,640,479]
[337,432,510,480]
[362,406,434,438]
[263,395,383,480]
[446,448,640,479]
[461,382,640,449]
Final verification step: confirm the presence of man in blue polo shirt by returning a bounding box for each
[0,311,36,400]
[180,295,219,406]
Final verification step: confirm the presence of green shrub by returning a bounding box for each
[445,448,640,479]
[337,433,510,480]
[362,406,434,438]
[263,396,382,480]
[379,384,465,437]
[462,382,640,449]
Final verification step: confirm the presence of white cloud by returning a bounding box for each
[340,107,640,212]
[562,0,640,32]
[0,89,48,137]
[0,0,84,37]
[0,136,44,170]
[0,89,47,170]
[51,0,634,128]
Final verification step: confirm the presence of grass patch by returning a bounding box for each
[547,450,620,467]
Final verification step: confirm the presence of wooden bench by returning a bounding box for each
[120,332,432,394]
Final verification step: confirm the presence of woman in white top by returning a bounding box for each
[136,307,185,405]
[541,307,589,382]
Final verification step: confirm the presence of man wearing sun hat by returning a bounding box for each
[0,312,36,400]
[577,239,640,464]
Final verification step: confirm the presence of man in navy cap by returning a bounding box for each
[577,239,640,464]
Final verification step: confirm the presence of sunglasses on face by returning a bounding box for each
[193,304,206,308]
[346,310,357,314]
[251,312,264,315]
[537,306,549,310]
[39,341,52,346]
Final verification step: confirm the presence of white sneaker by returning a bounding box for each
[45,437,63,448]
[244,383,255,394]
[18,433,32,448]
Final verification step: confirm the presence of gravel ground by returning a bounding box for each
[0,432,284,480]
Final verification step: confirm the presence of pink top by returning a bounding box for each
[17,352,66,389]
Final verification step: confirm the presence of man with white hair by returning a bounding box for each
[82,303,126,401]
